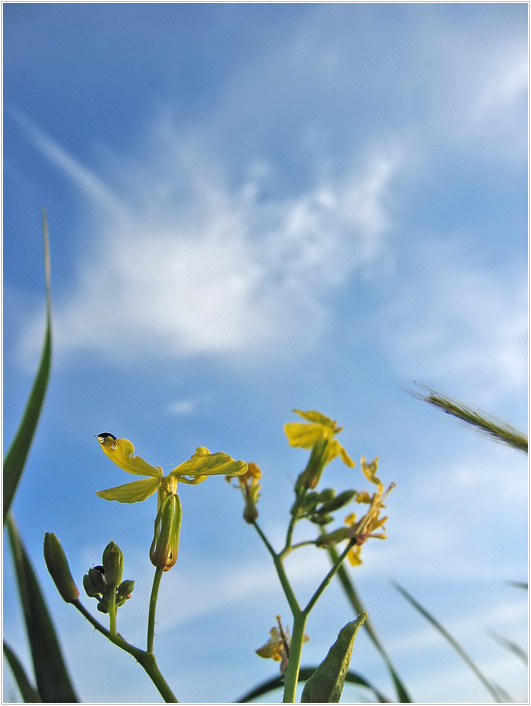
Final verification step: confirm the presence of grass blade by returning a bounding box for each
[3,641,42,702]
[327,546,412,702]
[3,211,53,523]
[412,384,528,454]
[392,581,506,703]
[236,666,391,703]
[7,513,78,702]
[487,629,528,665]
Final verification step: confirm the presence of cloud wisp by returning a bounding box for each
[15,118,399,369]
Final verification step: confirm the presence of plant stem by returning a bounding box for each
[147,566,164,654]
[108,586,117,635]
[304,540,355,616]
[282,610,307,703]
[282,540,356,702]
[283,488,307,554]
[253,521,301,615]
[73,599,178,702]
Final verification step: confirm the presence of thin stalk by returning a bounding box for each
[147,566,164,654]
[73,600,178,702]
[108,587,117,636]
[304,540,355,616]
[283,489,308,554]
[253,521,301,616]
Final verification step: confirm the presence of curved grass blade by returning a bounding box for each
[4,211,52,523]
[3,641,42,702]
[411,384,528,454]
[7,513,78,702]
[392,581,506,703]
[236,666,391,703]
[487,629,528,665]
[328,545,412,702]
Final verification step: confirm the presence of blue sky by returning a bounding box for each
[3,3,528,704]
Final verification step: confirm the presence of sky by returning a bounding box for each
[2,3,528,704]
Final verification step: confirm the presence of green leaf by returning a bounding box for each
[7,514,78,702]
[3,640,42,702]
[301,614,367,703]
[328,546,412,702]
[4,211,52,523]
[236,666,391,703]
[392,581,506,703]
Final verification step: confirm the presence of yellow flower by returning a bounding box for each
[342,459,395,565]
[284,410,354,490]
[284,410,354,467]
[96,433,247,506]
[256,616,309,675]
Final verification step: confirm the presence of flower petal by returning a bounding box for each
[170,448,247,480]
[284,422,331,448]
[97,435,162,479]
[292,409,340,430]
[96,478,159,503]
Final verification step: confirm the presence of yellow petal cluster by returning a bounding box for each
[96,433,247,505]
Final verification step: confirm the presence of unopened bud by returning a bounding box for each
[116,579,135,605]
[315,527,350,548]
[318,490,357,513]
[150,493,182,571]
[102,542,123,587]
[43,533,79,603]
[83,566,107,598]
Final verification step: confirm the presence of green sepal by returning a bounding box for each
[150,493,182,571]
[301,613,367,703]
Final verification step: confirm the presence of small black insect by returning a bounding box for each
[97,432,116,442]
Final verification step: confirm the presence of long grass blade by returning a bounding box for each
[328,546,412,702]
[487,629,528,665]
[7,513,78,702]
[236,666,391,703]
[3,211,53,522]
[412,384,528,454]
[3,641,42,702]
[392,581,506,703]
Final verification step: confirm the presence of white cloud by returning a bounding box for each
[16,120,399,369]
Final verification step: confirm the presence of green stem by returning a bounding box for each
[282,611,308,703]
[73,599,178,702]
[304,540,355,616]
[108,586,117,635]
[147,566,164,654]
[253,521,301,615]
[282,540,356,702]
[283,489,307,554]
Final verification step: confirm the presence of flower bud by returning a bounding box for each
[102,542,123,587]
[116,579,135,605]
[315,527,350,548]
[318,490,357,513]
[83,566,106,597]
[150,493,182,571]
[43,532,79,603]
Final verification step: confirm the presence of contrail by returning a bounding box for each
[8,106,127,217]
